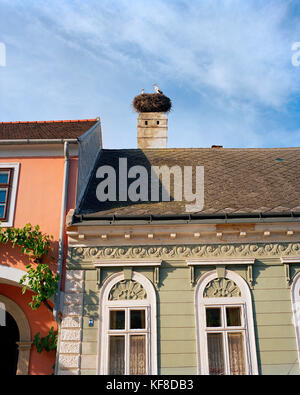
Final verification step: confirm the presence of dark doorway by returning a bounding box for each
[0,311,20,375]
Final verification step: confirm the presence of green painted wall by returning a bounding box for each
[68,247,300,375]
[252,260,300,375]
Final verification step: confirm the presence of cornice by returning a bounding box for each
[67,221,300,247]
[68,241,300,261]
[68,242,300,288]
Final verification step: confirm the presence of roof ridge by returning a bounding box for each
[0,118,99,125]
[100,147,300,151]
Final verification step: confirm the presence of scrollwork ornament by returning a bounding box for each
[109,280,147,300]
[70,242,300,261]
[204,278,241,298]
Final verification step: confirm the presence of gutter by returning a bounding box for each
[53,141,70,374]
[54,141,70,321]
[72,211,300,225]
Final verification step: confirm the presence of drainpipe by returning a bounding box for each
[54,141,70,374]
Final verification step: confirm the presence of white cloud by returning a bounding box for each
[0,0,300,148]
[24,0,300,108]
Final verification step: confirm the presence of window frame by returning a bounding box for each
[106,306,150,375]
[0,163,20,227]
[204,302,249,374]
[98,271,157,375]
[291,271,300,367]
[195,269,258,375]
[0,167,13,221]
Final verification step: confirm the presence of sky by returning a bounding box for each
[0,0,300,149]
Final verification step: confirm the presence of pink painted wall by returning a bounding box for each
[0,156,78,245]
[0,155,78,374]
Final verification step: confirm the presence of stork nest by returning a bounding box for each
[132,93,172,113]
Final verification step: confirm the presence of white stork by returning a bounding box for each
[153,83,163,94]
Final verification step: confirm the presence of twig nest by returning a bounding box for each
[133,93,172,113]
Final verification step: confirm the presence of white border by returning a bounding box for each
[97,271,157,375]
[187,258,255,266]
[94,259,162,267]
[0,265,26,285]
[0,162,20,227]
[291,271,300,367]
[194,269,258,375]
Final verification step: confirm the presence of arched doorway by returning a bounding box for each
[0,295,32,375]
[0,311,20,375]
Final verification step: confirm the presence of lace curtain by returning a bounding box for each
[109,334,146,375]
[130,335,146,375]
[207,332,246,375]
[109,336,125,375]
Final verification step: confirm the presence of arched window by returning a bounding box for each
[195,270,258,375]
[98,271,157,375]
[291,271,300,366]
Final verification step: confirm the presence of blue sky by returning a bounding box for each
[0,0,300,149]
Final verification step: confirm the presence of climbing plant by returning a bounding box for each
[33,326,58,353]
[20,263,59,312]
[0,223,53,261]
[0,223,59,353]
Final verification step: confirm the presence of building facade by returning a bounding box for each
[56,108,300,375]
[0,118,102,374]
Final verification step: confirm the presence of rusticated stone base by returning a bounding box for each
[57,270,84,375]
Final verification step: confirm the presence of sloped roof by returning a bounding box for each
[0,119,99,140]
[75,147,300,219]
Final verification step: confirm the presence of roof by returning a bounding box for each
[0,119,99,140]
[75,147,300,220]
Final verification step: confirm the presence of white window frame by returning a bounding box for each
[107,306,150,375]
[195,269,258,375]
[0,163,20,227]
[291,271,300,367]
[98,271,157,375]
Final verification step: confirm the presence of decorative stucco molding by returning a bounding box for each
[203,278,241,298]
[281,256,300,287]
[109,280,147,301]
[186,258,255,288]
[57,270,84,375]
[69,242,300,262]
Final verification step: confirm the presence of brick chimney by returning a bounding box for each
[137,112,168,148]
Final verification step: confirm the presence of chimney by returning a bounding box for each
[132,89,172,149]
[137,112,168,148]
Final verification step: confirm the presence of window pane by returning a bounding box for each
[0,204,5,219]
[226,307,242,327]
[207,333,225,375]
[206,307,221,327]
[228,332,246,375]
[109,336,125,375]
[130,310,146,329]
[0,189,7,203]
[130,335,146,375]
[0,171,9,184]
[110,310,125,330]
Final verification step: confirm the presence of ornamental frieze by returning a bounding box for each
[203,278,241,298]
[109,280,147,300]
[69,242,300,261]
